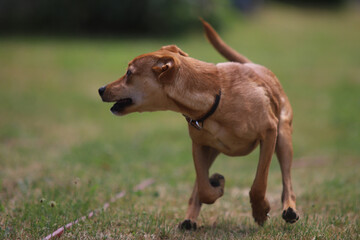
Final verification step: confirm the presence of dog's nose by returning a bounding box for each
[98,85,107,97]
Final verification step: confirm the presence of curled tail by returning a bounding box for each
[200,18,251,64]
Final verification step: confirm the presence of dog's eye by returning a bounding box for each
[126,69,132,77]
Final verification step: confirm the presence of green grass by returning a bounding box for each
[1,5,360,239]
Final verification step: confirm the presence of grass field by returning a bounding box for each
[1,5,359,239]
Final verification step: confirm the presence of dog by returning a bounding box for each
[98,19,299,230]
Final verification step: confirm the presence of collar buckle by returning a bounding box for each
[190,119,203,130]
[183,115,203,130]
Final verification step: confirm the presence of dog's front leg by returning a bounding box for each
[192,143,224,204]
[179,146,219,230]
[249,128,277,226]
[179,181,201,230]
[179,143,222,230]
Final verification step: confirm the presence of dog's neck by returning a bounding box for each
[165,58,221,120]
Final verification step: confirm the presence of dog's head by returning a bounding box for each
[98,45,188,116]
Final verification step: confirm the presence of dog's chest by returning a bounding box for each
[189,121,259,157]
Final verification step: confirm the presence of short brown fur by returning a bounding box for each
[99,20,299,229]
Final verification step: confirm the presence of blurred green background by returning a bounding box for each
[0,0,353,35]
[0,0,359,239]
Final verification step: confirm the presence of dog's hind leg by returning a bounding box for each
[276,117,299,224]
[179,144,222,230]
[249,127,277,226]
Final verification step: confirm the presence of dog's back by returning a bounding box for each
[202,19,292,128]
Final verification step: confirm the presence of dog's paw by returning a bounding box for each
[250,198,271,226]
[178,219,197,231]
[282,207,299,224]
[209,173,225,188]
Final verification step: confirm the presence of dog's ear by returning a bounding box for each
[152,56,177,83]
[160,45,188,57]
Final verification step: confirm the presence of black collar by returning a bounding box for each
[183,90,221,130]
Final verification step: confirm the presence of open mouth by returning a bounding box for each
[110,98,133,113]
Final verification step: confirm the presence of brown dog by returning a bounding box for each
[98,20,299,229]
